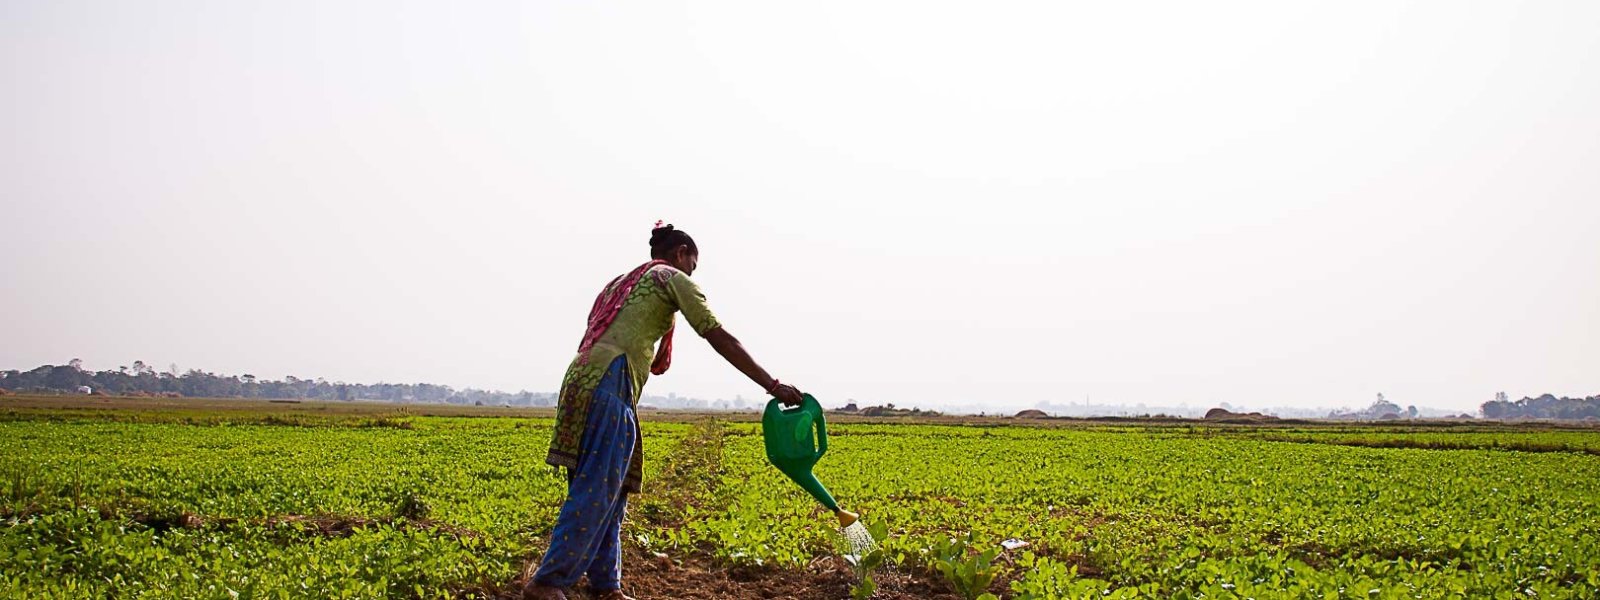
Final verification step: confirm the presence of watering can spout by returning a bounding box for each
[762,394,841,512]
[782,467,841,512]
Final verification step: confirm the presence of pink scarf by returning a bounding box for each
[576,260,675,375]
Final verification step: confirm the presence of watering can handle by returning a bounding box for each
[813,400,828,459]
[802,394,827,459]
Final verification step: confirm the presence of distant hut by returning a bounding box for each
[76,385,93,395]
[1014,409,1049,419]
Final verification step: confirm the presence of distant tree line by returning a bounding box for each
[1480,392,1600,420]
[1325,394,1432,421]
[0,359,554,407]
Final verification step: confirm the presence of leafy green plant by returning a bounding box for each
[391,489,432,521]
[846,519,891,600]
[927,533,1001,600]
[847,556,879,600]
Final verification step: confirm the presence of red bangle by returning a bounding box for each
[765,379,781,394]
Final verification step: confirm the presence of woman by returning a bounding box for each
[524,223,804,600]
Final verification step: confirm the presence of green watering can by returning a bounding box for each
[763,394,858,527]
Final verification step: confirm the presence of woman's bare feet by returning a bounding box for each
[521,582,567,600]
[591,590,635,600]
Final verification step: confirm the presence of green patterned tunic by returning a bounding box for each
[545,264,721,492]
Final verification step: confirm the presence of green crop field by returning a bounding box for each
[3,400,1598,599]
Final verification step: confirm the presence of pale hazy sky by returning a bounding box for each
[4,1,1597,412]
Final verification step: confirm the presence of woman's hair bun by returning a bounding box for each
[649,224,676,249]
[648,222,697,258]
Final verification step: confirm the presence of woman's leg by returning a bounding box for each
[532,359,637,588]
[583,493,628,591]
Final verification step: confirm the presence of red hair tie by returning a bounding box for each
[654,220,665,229]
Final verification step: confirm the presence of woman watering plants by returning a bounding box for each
[523,223,806,600]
